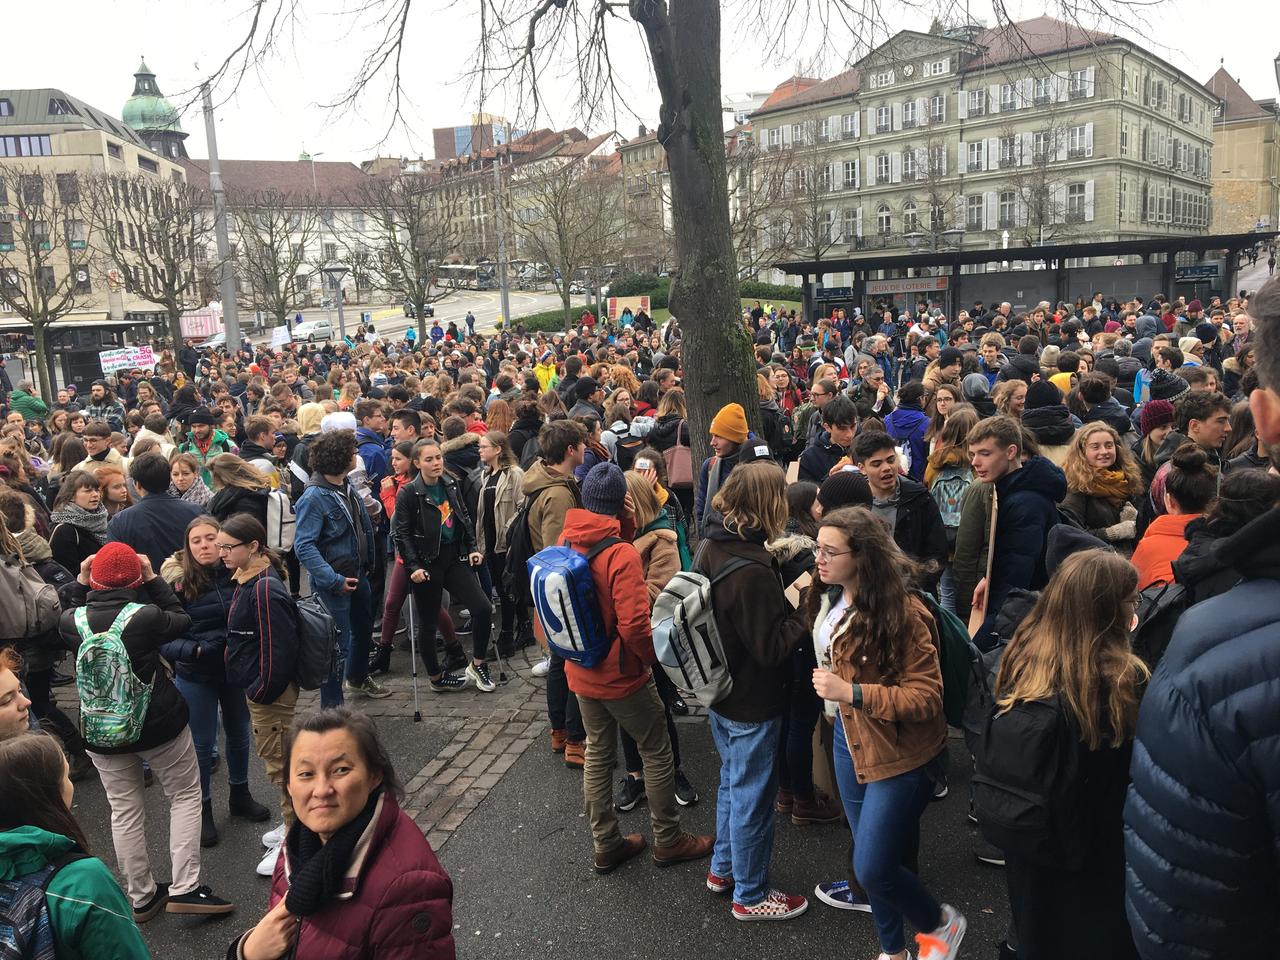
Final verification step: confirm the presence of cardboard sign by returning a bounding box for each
[271,325,292,348]
[607,296,650,320]
[100,346,155,374]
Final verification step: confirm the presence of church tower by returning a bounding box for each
[121,59,188,160]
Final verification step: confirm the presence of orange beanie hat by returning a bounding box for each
[709,403,749,444]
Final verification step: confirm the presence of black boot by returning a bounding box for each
[200,799,219,848]
[368,643,392,675]
[229,782,271,823]
[68,750,95,783]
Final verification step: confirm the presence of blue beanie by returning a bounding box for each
[581,462,627,516]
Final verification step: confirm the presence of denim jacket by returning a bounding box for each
[294,474,376,594]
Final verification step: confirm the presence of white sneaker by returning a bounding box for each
[916,904,967,960]
[256,843,281,877]
[261,823,285,848]
[531,657,551,678]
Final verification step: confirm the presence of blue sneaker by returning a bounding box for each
[813,880,872,913]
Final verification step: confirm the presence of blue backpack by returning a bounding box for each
[0,851,86,960]
[528,538,622,667]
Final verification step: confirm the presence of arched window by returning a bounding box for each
[902,201,919,233]
[877,204,892,235]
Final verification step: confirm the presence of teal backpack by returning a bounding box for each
[916,591,981,729]
[74,603,152,749]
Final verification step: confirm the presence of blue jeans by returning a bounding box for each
[174,675,252,800]
[708,710,782,907]
[318,578,373,706]
[938,566,956,613]
[833,716,942,953]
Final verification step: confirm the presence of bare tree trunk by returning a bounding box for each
[168,305,185,350]
[32,322,53,404]
[634,0,759,463]
[418,309,428,344]
[561,288,571,332]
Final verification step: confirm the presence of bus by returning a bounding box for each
[437,263,496,290]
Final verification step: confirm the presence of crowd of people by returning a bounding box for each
[0,275,1277,960]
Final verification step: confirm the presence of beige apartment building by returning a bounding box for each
[1204,67,1280,232]
[751,17,1219,287]
[0,87,188,327]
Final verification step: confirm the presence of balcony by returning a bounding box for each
[967,161,984,173]
[1069,87,1087,101]
[902,118,918,129]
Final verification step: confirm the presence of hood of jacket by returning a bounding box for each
[1217,505,1280,582]
[160,551,185,585]
[0,826,75,882]
[1115,356,1144,382]
[1021,404,1077,445]
[768,531,816,564]
[560,507,621,550]
[521,459,577,498]
[998,454,1068,503]
[441,432,479,456]
[885,406,929,439]
[1136,315,1161,339]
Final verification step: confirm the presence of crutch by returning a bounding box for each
[407,586,422,723]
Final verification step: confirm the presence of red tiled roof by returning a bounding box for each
[759,77,822,111]
[181,158,370,201]
[1204,66,1272,122]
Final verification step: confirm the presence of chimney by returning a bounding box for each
[639,123,647,137]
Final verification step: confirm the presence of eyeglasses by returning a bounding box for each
[215,541,245,552]
[813,545,853,561]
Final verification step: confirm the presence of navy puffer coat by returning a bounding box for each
[1123,505,1280,959]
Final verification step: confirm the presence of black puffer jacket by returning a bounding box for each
[159,555,236,684]
[647,414,686,453]
[58,578,192,755]
[1124,506,1280,959]
[208,485,269,531]
[1168,516,1243,605]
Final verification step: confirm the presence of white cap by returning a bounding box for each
[320,411,357,433]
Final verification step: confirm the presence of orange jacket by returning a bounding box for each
[560,508,655,701]
[1132,512,1199,590]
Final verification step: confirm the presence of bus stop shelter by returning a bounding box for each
[774,231,1277,323]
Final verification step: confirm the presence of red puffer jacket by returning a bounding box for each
[232,795,455,960]
[561,508,656,701]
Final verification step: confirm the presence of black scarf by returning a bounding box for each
[284,787,382,917]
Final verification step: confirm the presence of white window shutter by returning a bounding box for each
[1052,184,1067,217]
[1020,132,1033,166]
[891,152,903,183]
[958,140,967,169]
[989,85,1002,113]
[987,137,1000,170]
[1056,134,1068,162]
[939,145,946,175]
[916,147,926,178]
[954,194,967,226]
[866,157,876,186]
[830,114,841,139]
[1085,67,1096,98]
[782,124,791,145]
[957,92,968,119]
[1056,74,1069,102]
[855,207,863,238]
[1085,123,1094,158]
[853,158,860,189]
[866,107,876,135]
[1084,180,1095,222]
[984,192,997,229]
[1019,78,1034,107]
[1015,195,1028,226]
[892,103,902,131]
[853,111,860,138]
[916,97,928,125]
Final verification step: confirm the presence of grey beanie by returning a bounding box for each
[581,462,627,516]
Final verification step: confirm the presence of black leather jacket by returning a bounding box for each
[392,473,476,574]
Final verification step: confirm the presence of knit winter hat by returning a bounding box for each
[188,406,218,426]
[1139,399,1176,436]
[573,377,601,403]
[1025,380,1063,410]
[581,462,627,516]
[1195,321,1218,345]
[961,373,990,400]
[709,403,749,444]
[817,470,871,511]
[939,347,964,369]
[1186,299,1203,313]
[1149,368,1190,403]
[90,541,143,591]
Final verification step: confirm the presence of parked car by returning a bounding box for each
[568,281,586,295]
[196,332,226,350]
[403,300,435,319]
[293,318,334,342]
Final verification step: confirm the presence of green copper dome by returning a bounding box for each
[122,59,184,134]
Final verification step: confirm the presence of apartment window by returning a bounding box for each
[966,195,984,231]
[903,201,920,233]
[873,154,889,182]
[1032,130,1051,162]
[818,166,832,192]
[842,160,858,187]
[0,100,12,117]
[0,223,13,249]
[56,173,79,204]
[1067,125,1087,158]
[1034,77,1052,105]
[841,114,857,138]
[1000,84,1016,111]
[137,156,158,174]
[30,220,50,249]
[924,58,948,77]
[768,127,781,149]
[1066,182,1086,221]
[842,208,859,239]
[21,176,43,206]
[930,95,946,124]
[818,118,831,141]
[0,135,53,158]
[998,191,1016,227]
[902,149,917,180]
[967,141,985,172]
[323,242,338,261]
[876,204,892,234]
[790,123,803,143]
[999,136,1018,167]
[876,107,891,134]
[67,220,87,249]
[352,213,366,232]
[871,70,894,89]
[37,267,56,293]
[928,145,944,175]
[967,89,987,116]
[930,204,947,230]
[1120,180,1128,220]
[115,220,125,245]
[902,100,917,128]
[1068,69,1089,99]
[1120,123,1129,157]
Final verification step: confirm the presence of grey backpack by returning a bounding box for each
[651,547,764,707]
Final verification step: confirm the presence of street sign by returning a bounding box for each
[100,346,155,374]
[865,276,949,295]
[1175,264,1219,282]
[815,286,853,300]
[271,325,292,348]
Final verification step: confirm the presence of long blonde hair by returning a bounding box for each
[208,453,271,491]
[1062,422,1143,498]
[995,550,1148,749]
[711,461,788,540]
[624,470,661,529]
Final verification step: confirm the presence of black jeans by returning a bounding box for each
[484,550,523,640]
[621,667,682,773]
[777,674,823,799]
[546,654,585,743]
[26,668,85,755]
[408,541,493,674]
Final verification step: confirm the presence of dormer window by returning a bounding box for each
[924,59,948,77]
[48,98,77,117]
[0,100,12,117]
[871,70,895,89]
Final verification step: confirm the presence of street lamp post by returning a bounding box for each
[321,265,349,340]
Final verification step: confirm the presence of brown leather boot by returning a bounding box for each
[550,729,567,753]
[594,834,647,875]
[563,740,586,769]
[652,833,715,867]
[791,789,844,826]
[774,787,795,814]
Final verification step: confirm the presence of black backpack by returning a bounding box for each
[612,432,645,472]
[293,594,339,691]
[1130,580,1188,668]
[972,695,1087,870]
[502,492,541,609]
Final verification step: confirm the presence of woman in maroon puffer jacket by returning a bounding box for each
[227,709,455,960]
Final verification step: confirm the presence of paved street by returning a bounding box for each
[56,642,1012,959]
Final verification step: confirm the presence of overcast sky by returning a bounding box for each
[8,0,1277,165]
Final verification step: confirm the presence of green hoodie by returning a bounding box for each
[0,826,149,960]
